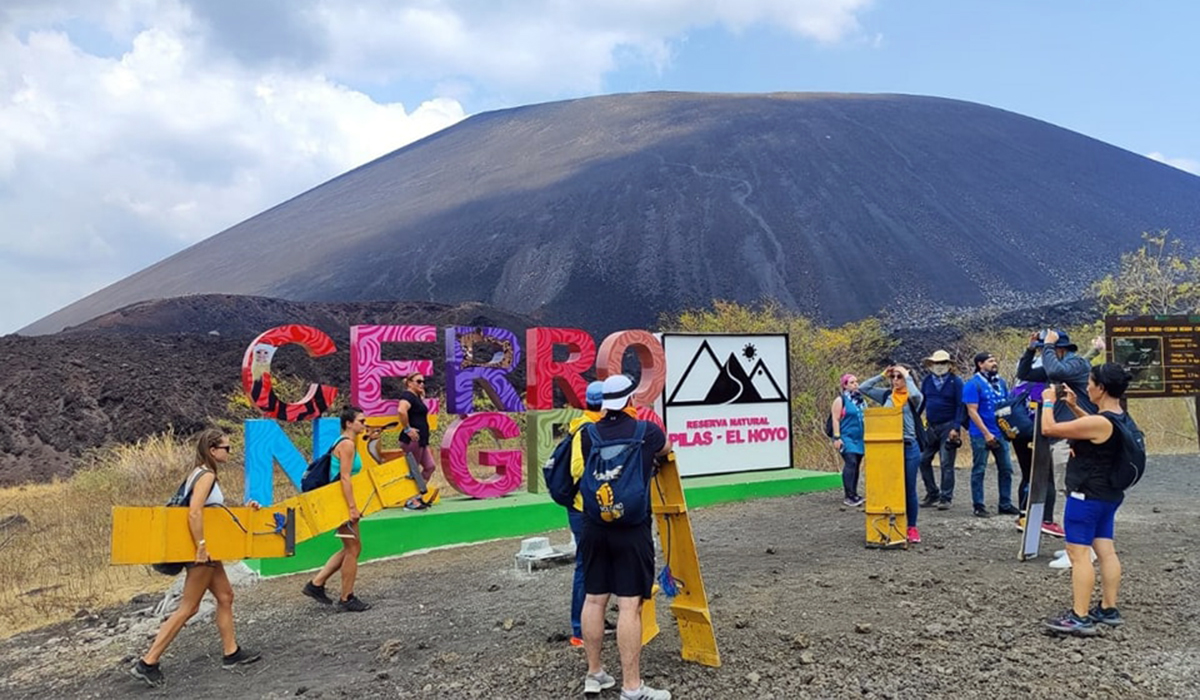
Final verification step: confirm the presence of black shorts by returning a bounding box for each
[580,520,655,599]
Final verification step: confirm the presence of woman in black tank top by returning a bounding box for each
[1038,363,1136,636]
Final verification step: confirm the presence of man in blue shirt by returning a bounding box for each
[963,352,1019,518]
[918,350,965,509]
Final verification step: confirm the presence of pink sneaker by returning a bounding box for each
[1041,522,1065,538]
[907,526,921,544]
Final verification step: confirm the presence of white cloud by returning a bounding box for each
[1147,151,1200,176]
[0,0,877,333]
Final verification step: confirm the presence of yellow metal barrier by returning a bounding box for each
[862,406,907,549]
[644,452,721,667]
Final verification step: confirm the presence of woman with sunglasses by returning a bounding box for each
[397,372,438,509]
[130,430,261,687]
[302,405,372,612]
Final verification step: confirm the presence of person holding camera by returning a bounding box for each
[1040,363,1136,635]
[963,352,1019,518]
[918,350,965,509]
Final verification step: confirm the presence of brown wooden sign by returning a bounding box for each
[1104,315,1200,398]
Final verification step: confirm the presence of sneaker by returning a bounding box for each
[1041,522,1065,538]
[1048,552,1073,569]
[1015,516,1026,531]
[1053,549,1066,558]
[937,500,951,510]
[221,646,262,668]
[1088,605,1124,627]
[921,494,940,507]
[906,526,921,544]
[621,683,672,700]
[842,497,859,507]
[129,659,164,687]
[569,636,584,647]
[1044,610,1098,636]
[998,504,1022,516]
[337,593,371,612]
[584,670,616,695]
[973,506,990,518]
[302,580,333,605]
[404,496,429,511]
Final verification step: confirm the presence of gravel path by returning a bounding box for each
[2,456,1198,699]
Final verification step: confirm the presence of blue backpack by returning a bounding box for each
[543,427,582,508]
[300,437,348,492]
[995,384,1036,443]
[578,421,649,526]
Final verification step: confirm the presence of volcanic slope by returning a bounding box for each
[23,92,1200,336]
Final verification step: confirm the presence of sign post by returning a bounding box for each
[1105,314,1200,451]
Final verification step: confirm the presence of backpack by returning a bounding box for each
[544,425,584,508]
[578,421,650,526]
[1105,412,1147,490]
[995,384,1035,443]
[300,437,349,492]
[824,393,847,438]
[152,468,210,576]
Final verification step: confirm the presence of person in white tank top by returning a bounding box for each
[130,430,261,687]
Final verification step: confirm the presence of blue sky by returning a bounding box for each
[1,1,1197,334]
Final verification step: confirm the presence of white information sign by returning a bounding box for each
[661,333,792,477]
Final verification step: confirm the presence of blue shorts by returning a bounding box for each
[1063,493,1122,545]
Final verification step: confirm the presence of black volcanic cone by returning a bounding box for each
[23,91,1200,336]
[704,353,764,404]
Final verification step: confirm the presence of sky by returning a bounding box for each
[1,0,1198,334]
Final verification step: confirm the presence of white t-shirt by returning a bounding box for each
[185,467,225,506]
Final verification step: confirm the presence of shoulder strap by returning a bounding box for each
[327,436,350,456]
[183,467,213,500]
[632,420,648,443]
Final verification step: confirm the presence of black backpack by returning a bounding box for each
[1105,412,1147,490]
[301,437,349,492]
[152,468,211,576]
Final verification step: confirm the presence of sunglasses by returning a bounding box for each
[354,418,368,424]
[411,379,425,384]
[213,445,232,452]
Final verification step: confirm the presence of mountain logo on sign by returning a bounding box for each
[667,340,786,406]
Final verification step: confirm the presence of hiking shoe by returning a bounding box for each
[302,580,332,605]
[621,683,672,700]
[569,636,584,647]
[584,670,616,695]
[221,646,261,668]
[1044,610,1098,636]
[404,496,429,511]
[906,526,921,544]
[998,504,1022,516]
[1088,605,1124,627]
[130,659,163,687]
[1041,522,1065,538]
[1015,516,1026,531]
[337,594,371,612]
[973,506,990,518]
[937,500,951,510]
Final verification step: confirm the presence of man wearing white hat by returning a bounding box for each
[918,350,965,509]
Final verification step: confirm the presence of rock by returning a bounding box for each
[735,618,749,629]
[502,618,515,631]
[0,513,30,529]
[746,671,761,684]
[1069,652,1084,664]
[790,634,811,649]
[855,623,872,634]
[923,623,945,638]
[377,638,404,661]
[487,583,501,592]
[765,547,776,555]
[296,687,308,695]
[800,652,816,665]
[376,672,390,680]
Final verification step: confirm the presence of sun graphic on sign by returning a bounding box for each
[742,343,757,361]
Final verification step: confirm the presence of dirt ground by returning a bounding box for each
[1,455,1197,699]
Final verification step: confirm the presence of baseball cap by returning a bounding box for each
[600,374,636,411]
[584,380,605,411]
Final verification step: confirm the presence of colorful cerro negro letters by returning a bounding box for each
[240,324,668,504]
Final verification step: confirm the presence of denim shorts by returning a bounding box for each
[1063,493,1122,545]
